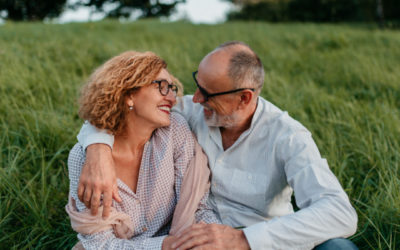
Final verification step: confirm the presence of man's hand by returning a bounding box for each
[171,223,250,250]
[162,235,178,250]
[77,144,121,218]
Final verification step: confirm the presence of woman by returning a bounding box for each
[66,51,220,249]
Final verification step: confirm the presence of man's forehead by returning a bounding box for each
[197,55,233,92]
[199,50,229,76]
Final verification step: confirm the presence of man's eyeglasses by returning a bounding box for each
[192,71,255,102]
[152,80,178,97]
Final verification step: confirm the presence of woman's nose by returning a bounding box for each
[165,89,176,104]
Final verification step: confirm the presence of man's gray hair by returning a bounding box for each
[217,41,265,92]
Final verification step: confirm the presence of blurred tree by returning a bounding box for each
[288,0,360,22]
[227,0,400,23]
[75,0,185,19]
[228,0,291,22]
[0,0,67,21]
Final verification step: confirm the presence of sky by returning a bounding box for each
[58,0,235,24]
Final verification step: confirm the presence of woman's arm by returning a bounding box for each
[171,114,221,227]
[194,189,221,224]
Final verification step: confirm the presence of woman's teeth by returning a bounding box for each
[159,106,171,112]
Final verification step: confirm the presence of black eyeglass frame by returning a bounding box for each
[192,71,255,102]
[152,80,178,97]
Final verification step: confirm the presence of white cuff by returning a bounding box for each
[77,121,114,150]
[243,221,272,250]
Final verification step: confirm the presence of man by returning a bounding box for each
[76,41,358,249]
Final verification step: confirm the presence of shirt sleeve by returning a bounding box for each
[171,113,221,225]
[195,190,222,224]
[67,144,166,250]
[76,95,195,151]
[243,131,358,250]
[77,121,114,151]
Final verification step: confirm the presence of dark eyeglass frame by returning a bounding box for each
[152,80,178,97]
[192,71,255,102]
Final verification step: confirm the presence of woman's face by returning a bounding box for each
[128,68,177,129]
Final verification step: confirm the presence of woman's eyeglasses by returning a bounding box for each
[152,80,178,97]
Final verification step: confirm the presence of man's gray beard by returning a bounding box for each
[204,110,239,128]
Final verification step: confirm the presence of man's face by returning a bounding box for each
[192,51,240,128]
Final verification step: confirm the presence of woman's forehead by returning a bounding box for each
[156,68,172,81]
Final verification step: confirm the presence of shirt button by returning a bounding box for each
[217,159,222,164]
[142,226,147,232]
[248,174,252,180]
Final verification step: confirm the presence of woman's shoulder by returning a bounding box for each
[155,112,194,149]
[68,143,86,176]
[170,112,191,133]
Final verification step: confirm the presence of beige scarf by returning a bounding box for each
[66,139,210,249]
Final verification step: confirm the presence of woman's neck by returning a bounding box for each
[114,116,156,154]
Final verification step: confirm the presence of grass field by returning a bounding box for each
[0,20,399,249]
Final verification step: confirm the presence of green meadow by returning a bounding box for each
[0,20,399,249]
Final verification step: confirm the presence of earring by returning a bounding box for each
[129,105,133,110]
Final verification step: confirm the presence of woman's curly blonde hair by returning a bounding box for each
[79,51,183,135]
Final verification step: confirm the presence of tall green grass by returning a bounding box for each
[0,20,399,249]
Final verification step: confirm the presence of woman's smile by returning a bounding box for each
[158,104,172,114]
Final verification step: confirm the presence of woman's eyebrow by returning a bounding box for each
[155,78,173,84]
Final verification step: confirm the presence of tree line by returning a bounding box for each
[227,0,399,24]
[0,0,398,25]
[0,0,185,21]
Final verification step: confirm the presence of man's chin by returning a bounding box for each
[203,108,213,117]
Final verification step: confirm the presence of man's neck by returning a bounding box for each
[220,100,257,150]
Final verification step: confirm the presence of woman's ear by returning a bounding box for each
[126,94,135,108]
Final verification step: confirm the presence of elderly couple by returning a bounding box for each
[66,41,358,249]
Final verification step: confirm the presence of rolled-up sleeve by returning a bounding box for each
[77,121,114,151]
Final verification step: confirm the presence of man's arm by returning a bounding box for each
[172,131,357,250]
[76,122,121,218]
[242,131,358,249]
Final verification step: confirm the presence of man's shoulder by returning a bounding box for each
[172,95,205,130]
[257,97,309,136]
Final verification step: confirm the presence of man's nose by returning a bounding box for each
[193,89,205,103]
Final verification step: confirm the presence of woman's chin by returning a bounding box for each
[154,118,171,128]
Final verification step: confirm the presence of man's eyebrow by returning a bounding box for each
[195,77,209,91]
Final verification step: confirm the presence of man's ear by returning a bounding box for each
[238,90,253,108]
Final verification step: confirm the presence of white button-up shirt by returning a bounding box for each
[78,96,358,250]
